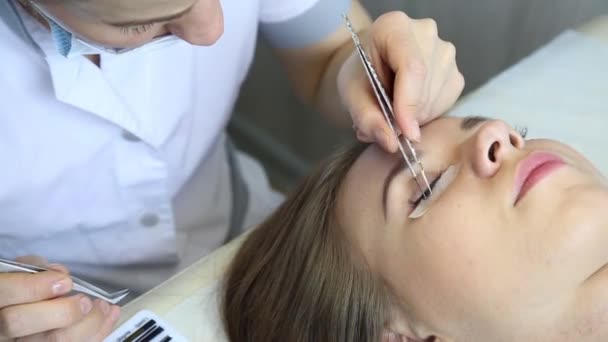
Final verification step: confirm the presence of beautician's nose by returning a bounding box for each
[470,120,525,178]
[167,1,224,46]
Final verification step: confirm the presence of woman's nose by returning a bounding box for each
[470,120,525,178]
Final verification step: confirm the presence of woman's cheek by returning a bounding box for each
[414,199,490,286]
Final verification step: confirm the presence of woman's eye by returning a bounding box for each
[411,175,441,208]
[408,164,460,219]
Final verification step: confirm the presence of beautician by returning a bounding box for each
[0,0,464,340]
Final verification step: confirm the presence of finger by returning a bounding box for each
[373,18,426,142]
[46,263,70,274]
[414,53,433,131]
[419,41,457,120]
[15,299,118,342]
[52,300,119,342]
[393,58,425,142]
[355,127,374,143]
[411,18,441,126]
[1,294,91,338]
[0,272,72,307]
[428,65,465,118]
[14,256,48,267]
[90,303,121,342]
[411,18,439,59]
[14,255,70,274]
[344,71,398,152]
[356,111,397,152]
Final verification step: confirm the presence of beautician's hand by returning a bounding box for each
[0,255,120,341]
[338,11,465,152]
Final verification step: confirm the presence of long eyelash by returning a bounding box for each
[515,125,528,138]
[409,173,442,208]
[120,24,154,35]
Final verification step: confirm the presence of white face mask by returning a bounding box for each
[30,2,182,58]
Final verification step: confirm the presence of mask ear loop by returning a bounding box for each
[47,20,73,56]
[26,1,74,56]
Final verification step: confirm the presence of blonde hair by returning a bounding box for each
[221,142,393,342]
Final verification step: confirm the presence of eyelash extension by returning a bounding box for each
[120,24,155,35]
[409,172,443,208]
[515,125,528,138]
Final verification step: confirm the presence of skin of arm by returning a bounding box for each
[273,0,372,126]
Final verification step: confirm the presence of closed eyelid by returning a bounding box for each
[408,164,460,219]
[381,116,491,220]
[381,149,426,220]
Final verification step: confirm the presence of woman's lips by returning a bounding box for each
[514,152,565,204]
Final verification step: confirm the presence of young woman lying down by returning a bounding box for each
[221,116,608,342]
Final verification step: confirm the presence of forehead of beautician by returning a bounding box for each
[30,0,224,47]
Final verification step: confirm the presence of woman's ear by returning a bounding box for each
[382,330,435,342]
[385,304,454,342]
[384,304,424,341]
[382,330,400,342]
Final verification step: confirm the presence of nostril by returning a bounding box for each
[488,141,499,162]
[510,131,525,147]
[509,133,518,147]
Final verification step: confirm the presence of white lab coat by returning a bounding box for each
[0,0,323,293]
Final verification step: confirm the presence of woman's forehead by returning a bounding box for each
[337,145,395,230]
[348,144,395,187]
[62,0,195,20]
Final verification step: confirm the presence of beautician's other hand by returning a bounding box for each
[0,255,120,341]
[338,11,465,152]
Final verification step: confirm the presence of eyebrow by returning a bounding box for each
[380,115,489,218]
[104,4,194,27]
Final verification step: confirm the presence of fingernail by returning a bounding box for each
[80,296,92,314]
[99,299,111,316]
[52,278,70,295]
[409,122,421,142]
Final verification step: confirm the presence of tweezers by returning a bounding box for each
[342,14,432,197]
[0,258,129,304]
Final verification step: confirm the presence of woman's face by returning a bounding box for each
[338,117,608,341]
[33,0,223,48]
